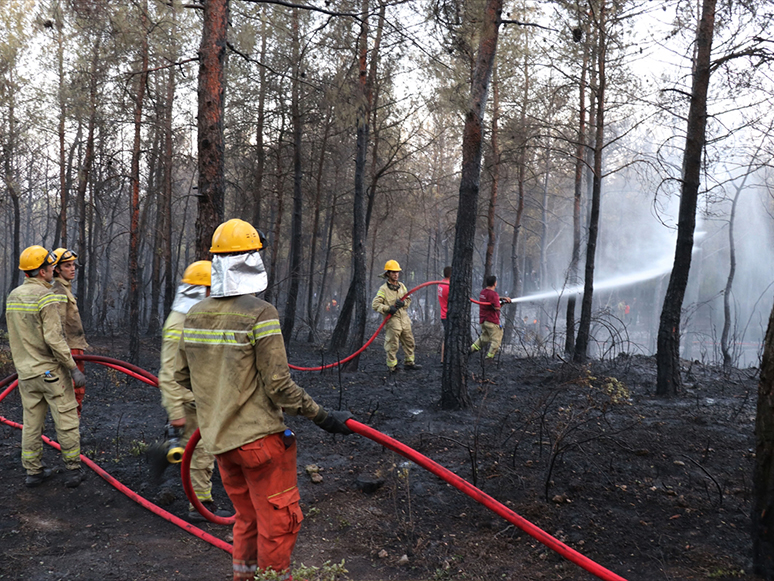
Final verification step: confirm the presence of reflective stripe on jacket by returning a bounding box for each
[158,310,194,422]
[371,281,412,331]
[51,277,90,350]
[174,294,320,455]
[6,278,76,379]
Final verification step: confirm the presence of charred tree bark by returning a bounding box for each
[252,7,267,228]
[330,0,378,369]
[128,1,149,361]
[721,174,745,370]
[574,1,606,364]
[163,0,179,316]
[565,38,589,356]
[282,8,303,345]
[195,0,228,259]
[441,0,502,410]
[75,36,100,313]
[656,0,716,396]
[484,65,499,283]
[753,299,774,579]
[264,125,286,305]
[56,10,67,249]
[306,105,333,343]
[503,56,529,345]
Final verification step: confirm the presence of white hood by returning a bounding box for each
[171,283,207,314]
[210,251,268,298]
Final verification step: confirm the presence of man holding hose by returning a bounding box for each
[371,259,422,373]
[174,218,353,581]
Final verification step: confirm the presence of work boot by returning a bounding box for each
[404,362,422,370]
[387,366,398,374]
[25,468,53,488]
[65,468,86,488]
[188,502,233,523]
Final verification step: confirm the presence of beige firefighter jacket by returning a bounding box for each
[51,277,90,350]
[6,278,77,380]
[174,294,321,455]
[158,310,194,423]
[372,281,412,330]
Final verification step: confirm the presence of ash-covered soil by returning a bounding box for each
[0,329,763,581]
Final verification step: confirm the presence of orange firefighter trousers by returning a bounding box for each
[216,432,303,580]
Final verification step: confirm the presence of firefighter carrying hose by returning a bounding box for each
[371,259,422,373]
[174,218,354,581]
[5,246,86,488]
[51,248,90,417]
[157,260,231,522]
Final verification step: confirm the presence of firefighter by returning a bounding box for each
[470,274,511,360]
[174,218,354,581]
[438,266,451,363]
[6,246,86,488]
[158,260,231,522]
[371,260,422,372]
[51,248,90,417]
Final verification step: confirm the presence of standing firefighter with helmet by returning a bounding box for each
[51,248,90,417]
[174,218,354,581]
[372,259,422,372]
[5,246,86,488]
[157,260,231,521]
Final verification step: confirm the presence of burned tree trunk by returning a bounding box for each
[195,0,228,258]
[565,38,588,356]
[282,8,303,345]
[484,65,499,283]
[753,299,774,579]
[574,1,606,364]
[128,0,149,361]
[441,0,503,410]
[656,0,716,396]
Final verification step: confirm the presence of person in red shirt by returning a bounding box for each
[470,275,511,360]
[437,266,451,362]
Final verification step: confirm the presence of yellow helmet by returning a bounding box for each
[210,219,263,254]
[52,247,78,265]
[19,246,56,271]
[384,259,402,272]
[181,260,212,286]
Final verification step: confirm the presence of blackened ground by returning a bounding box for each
[0,329,763,581]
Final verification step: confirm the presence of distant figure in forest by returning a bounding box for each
[438,266,451,362]
[174,218,354,581]
[372,259,422,373]
[51,248,90,417]
[470,275,511,361]
[157,260,231,522]
[6,246,86,488]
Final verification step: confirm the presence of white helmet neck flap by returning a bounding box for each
[171,283,207,314]
[210,251,268,298]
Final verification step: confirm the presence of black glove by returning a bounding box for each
[395,299,405,309]
[314,409,353,435]
[71,368,86,387]
[388,305,398,315]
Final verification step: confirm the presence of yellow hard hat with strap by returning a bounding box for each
[181,260,212,286]
[210,219,263,254]
[384,259,401,272]
[52,247,78,265]
[19,246,56,271]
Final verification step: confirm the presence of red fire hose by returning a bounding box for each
[0,294,626,579]
[288,280,493,371]
[345,419,628,581]
[0,359,232,554]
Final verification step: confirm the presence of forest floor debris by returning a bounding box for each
[0,334,763,580]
